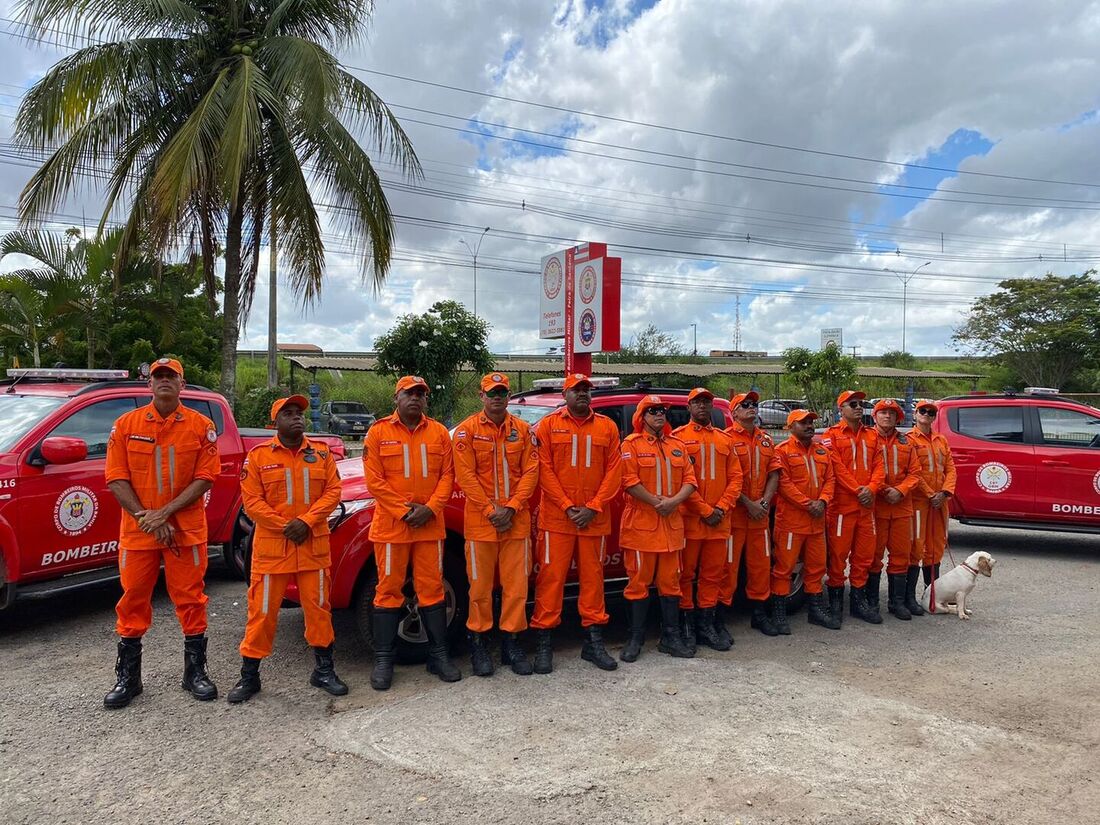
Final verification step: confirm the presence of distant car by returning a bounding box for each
[757,398,808,428]
[320,401,375,439]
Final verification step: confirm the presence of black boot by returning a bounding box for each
[532,629,554,674]
[695,607,731,651]
[104,637,143,709]
[422,602,462,682]
[657,596,695,658]
[620,598,649,663]
[849,584,883,624]
[771,595,791,635]
[750,600,779,636]
[887,573,912,620]
[905,566,925,616]
[713,603,735,648]
[679,608,698,655]
[865,572,882,612]
[370,606,400,691]
[500,632,533,676]
[827,585,845,625]
[181,635,218,701]
[922,565,934,586]
[468,631,495,677]
[581,625,618,670]
[807,592,841,630]
[310,645,349,695]
[227,657,262,703]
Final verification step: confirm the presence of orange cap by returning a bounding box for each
[914,398,938,411]
[480,372,510,392]
[563,373,593,391]
[873,398,904,416]
[632,394,670,434]
[150,357,184,377]
[785,409,819,428]
[836,389,866,407]
[730,390,760,408]
[687,387,714,403]
[270,394,309,421]
[395,375,430,394]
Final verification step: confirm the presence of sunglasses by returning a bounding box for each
[644,407,667,416]
[917,408,937,417]
[844,400,863,409]
[738,400,759,409]
[484,388,509,398]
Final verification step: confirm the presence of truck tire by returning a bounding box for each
[353,534,469,664]
[223,511,252,580]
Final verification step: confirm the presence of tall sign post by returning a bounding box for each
[540,243,621,374]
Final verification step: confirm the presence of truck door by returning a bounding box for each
[20,397,138,578]
[944,403,1035,519]
[1032,404,1100,526]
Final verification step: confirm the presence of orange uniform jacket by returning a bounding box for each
[770,438,835,535]
[820,422,885,514]
[874,429,923,516]
[907,428,957,499]
[534,408,622,536]
[452,411,539,541]
[241,436,343,574]
[364,412,454,543]
[105,402,219,550]
[725,423,776,530]
[672,422,743,539]
[619,433,698,552]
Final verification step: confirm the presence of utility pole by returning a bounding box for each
[733,294,742,351]
[690,323,697,356]
[267,217,278,388]
[459,226,491,318]
[883,261,931,353]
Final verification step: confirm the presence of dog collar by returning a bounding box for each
[960,562,979,575]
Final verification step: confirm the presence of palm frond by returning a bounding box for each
[263,0,373,46]
[0,229,74,274]
[16,0,206,42]
[335,68,422,179]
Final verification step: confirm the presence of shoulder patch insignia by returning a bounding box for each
[507,429,519,442]
[671,449,683,457]
[821,437,832,446]
[207,429,217,443]
[455,430,467,438]
[623,452,632,459]
[455,442,467,452]
[816,448,827,455]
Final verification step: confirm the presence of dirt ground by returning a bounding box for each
[1,522,1098,825]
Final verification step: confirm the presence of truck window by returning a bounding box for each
[1037,407,1100,448]
[0,396,67,451]
[181,397,225,434]
[955,406,1024,443]
[48,397,139,458]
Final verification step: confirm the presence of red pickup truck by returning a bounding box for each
[0,368,345,611]
[932,389,1100,533]
[293,380,804,660]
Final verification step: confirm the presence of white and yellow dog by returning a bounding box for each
[921,551,996,620]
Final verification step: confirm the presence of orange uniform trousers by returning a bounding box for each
[679,538,732,609]
[116,543,208,638]
[373,540,446,610]
[624,548,681,600]
[721,527,771,604]
[913,499,950,567]
[466,538,531,633]
[530,531,608,629]
[872,514,914,575]
[826,508,877,588]
[239,568,334,659]
[772,529,826,596]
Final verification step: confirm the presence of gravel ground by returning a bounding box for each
[1,523,1097,825]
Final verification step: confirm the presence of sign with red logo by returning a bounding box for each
[539,243,621,373]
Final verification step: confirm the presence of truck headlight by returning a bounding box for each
[328,498,375,530]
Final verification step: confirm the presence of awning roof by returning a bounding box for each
[287,355,981,381]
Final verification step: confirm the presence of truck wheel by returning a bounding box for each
[786,561,806,612]
[223,511,252,580]
[353,537,469,664]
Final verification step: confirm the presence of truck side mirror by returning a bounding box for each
[36,436,89,466]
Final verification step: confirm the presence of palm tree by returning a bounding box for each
[13,0,420,401]
[0,228,124,367]
[0,275,49,367]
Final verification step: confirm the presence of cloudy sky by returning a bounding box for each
[1,0,1098,357]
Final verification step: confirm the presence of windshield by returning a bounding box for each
[0,395,67,451]
[331,403,368,415]
[507,403,558,426]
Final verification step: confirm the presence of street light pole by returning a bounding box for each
[459,226,491,318]
[884,261,932,352]
[690,323,697,356]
